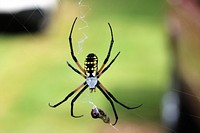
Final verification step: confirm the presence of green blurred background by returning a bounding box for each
[0,0,170,132]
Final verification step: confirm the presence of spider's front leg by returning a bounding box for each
[48,82,86,108]
[70,84,88,118]
[97,82,143,125]
[96,82,118,125]
[98,82,143,109]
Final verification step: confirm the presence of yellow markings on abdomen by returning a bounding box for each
[84,53,98,77]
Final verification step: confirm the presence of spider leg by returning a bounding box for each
[98,82,143,109]
[48,82,86,108]
[97,51,120,78]
[97,82,118,125]
[66,61,86,78]
[71,84,88,118]
[98,22,114,74]
[68,17,85,73]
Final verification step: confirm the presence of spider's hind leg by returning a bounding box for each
[68,17,85,73]
[98,22,114,74]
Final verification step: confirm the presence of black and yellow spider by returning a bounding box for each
[49,17,142,125]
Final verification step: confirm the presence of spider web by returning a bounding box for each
[1,0,200,133]
[77,0,91,54]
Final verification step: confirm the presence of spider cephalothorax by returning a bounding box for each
[49,17,142,125]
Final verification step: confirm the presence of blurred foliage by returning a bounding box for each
[0,0,169,133]
[91,0,164,19]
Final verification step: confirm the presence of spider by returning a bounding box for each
[49,17,142,125]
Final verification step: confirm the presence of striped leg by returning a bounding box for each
[97,83,118,125]
[68,17,85,73]
[98,23,114,75]
[98,82,143,109]
[67,61,86,78]
[48,82,86,108]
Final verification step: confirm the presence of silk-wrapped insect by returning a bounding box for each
[91,106,110,124]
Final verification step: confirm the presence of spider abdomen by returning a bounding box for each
[84,53,98,77]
